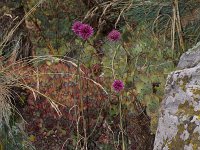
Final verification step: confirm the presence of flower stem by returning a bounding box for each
[119,95,125,150]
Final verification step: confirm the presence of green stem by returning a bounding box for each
[111,45,120,79]
[119,95,125,150]
[77,43,87,149]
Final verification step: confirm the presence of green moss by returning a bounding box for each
[185,123,200,146]
[167,124,185,149]
[176,101,200,116]
[167,100,200,149]
[167,121,200,149]
[192,89,200,95]
[190,132,200,147]
[177,76,191,92]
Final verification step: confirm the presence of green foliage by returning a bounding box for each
[26,0,87,55]
[2,0,200,149]
[0,117,35,150]
[98,24,176,132]
[124,0,200,50]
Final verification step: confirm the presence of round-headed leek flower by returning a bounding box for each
[72,21,83,35]
[79,24,94,40]
[107,29,121,42]
[112,80,124,92]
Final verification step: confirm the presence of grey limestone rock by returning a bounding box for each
[154,42,200,150]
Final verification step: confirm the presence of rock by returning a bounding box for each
[154,42,200,150]
[177,42,200,69]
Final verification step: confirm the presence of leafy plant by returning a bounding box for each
[1,0,200,149]
[25,0,87,56]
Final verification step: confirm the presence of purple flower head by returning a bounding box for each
[108,29,121,42]
[79,24,94,40]
[72,21,83,35]
[112,80,124,92]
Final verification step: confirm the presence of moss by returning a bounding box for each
[185,123,200,145]
[190,132,200,147]
[176,101,200,116]
[168,122,200,149]
[177,75,191,92]
[167,100,200,149]
[192,88,200,98]
[167,124,185,150]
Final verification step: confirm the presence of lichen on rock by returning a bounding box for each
[154,42,200,150]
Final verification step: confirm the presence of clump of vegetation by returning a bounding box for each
[0,0,200,149]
